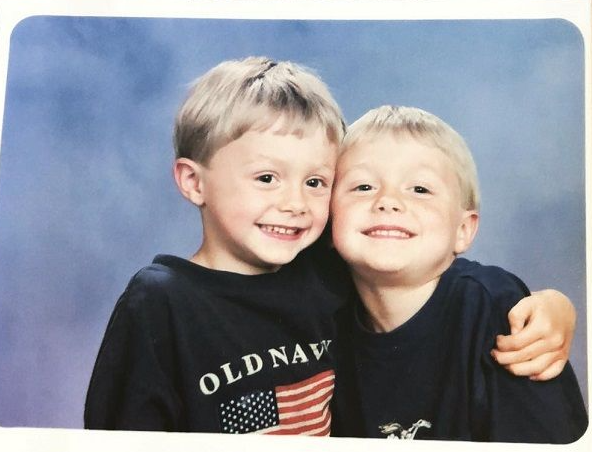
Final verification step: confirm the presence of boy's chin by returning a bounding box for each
[251,235,319,270]
[254,249,304,270]
[350,258,410,278]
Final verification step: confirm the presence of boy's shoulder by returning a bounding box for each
[125,253,269,294]
[114,254,196,314]
[119,250,347,315]
[452,257,529,291]
[110,254,252,333]
[426,259,531,355]
[447,257,531,316]
[120,253,259,306]
[125,254,193,291]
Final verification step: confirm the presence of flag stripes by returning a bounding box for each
[262,369,334,436]
[219,369,335,436]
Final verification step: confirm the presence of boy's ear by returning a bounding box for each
[454,210,480,254]
[173,158,206,206]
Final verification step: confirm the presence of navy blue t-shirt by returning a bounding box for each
[332,258,588,443]
[85,246,348,433]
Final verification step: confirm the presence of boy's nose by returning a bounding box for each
[279,187,309,215]
[373,191,405,213]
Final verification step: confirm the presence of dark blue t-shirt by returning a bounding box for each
[85,246,348,433]
[332,258,588,443]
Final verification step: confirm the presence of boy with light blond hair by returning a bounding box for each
[331,105,587,442]
[85,58,577,435]
[85,57,345,434]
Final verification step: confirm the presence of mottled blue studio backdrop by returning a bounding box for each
[0,17,586,428]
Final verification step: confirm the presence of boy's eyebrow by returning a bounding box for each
[340,160,444,174]
[409,164,450,181]
[244,154,336,174]
[337,162,374,175]
[241,152,290,167]
[315,163,337,175]
[244,153,279,164]
[337,163,448,185]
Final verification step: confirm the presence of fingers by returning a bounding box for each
[495,322,548,352]
[496,305,557,352]
[494,331,565,362]
[492,338,551,365]
[506,298,532,335]
[500,351,562,377]
[494,290,574,380]
[530,360,568,381]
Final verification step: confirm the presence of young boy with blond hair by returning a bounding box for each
[330,105,587,442]
[85,57,346,434]
[85,58,577,435]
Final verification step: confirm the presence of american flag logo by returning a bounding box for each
[219,369,334,436]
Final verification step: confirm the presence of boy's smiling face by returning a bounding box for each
[331,132,477,286]
[194,116,337,274]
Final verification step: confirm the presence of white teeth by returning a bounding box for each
[260,225,299,235]
[367,229,411,238]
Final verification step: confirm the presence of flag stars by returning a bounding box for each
[219,389,280,434]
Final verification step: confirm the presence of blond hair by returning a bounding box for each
[174,57,345,164]
[343,105,480,210]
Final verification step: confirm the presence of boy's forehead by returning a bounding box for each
[245,109,315,134]
[244,116,339,157]
[340,132,437,159]
[337,133,453,176]
[228,116,338,165]
[337,135,394,168]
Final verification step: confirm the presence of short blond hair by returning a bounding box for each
[174,57,345,164]
[343,105,480,210]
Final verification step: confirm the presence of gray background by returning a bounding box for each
[0,17,586,428]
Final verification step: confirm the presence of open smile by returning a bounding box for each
[362,225,415,239]
[258,224,306,240]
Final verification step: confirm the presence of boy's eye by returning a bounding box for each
[413,186,430,194]
[257,174,275,184]
[354,184,373,191]
[306,178,325,188]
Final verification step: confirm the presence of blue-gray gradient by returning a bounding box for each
[0,17,586,428]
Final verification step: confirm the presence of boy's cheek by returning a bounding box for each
[312,195,332,219]
[330,220,351,259]
[312,207,331,238]
[329,192,350,219]
[329,209,350,242]
[329,189,346,216]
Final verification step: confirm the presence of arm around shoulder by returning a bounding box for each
[493,289,576,380]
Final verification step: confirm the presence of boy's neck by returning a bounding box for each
[190,246,281,275]
[351,270,441,333]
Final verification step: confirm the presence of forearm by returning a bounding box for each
[492,289,576,380]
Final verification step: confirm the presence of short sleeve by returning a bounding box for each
[84,277,184,431]
[470,270,588,443]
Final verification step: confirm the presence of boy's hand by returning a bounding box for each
[491,289,576,381]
